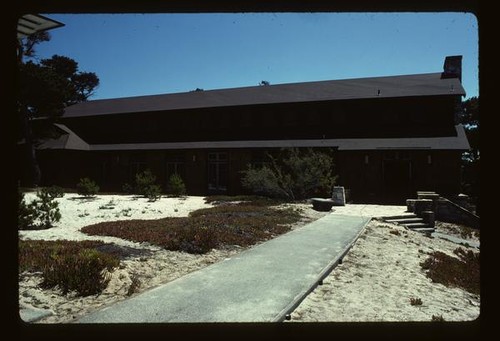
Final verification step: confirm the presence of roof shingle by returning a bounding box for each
[63,72,465,118]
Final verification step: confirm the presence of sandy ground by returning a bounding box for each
[18,193,327,323]
[289,218,480,322]
[18,194,479,323]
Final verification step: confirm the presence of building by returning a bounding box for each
[26,56,469,203]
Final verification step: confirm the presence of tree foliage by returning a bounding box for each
[17,33,99,186]
[459,96,479,162]
[19,55,99,119]
[241,148,337,201]
[458,97,479,213]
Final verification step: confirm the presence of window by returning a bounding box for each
[166,154,186,180]
[129,161,147,182]
[208,152,228,192]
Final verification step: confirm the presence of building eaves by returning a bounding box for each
[88,125,470,152]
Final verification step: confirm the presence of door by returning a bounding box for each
[208,152,228,193]
[383,159,412,203]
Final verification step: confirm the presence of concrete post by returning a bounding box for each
[421,210,435,228]
[414,199,433,217]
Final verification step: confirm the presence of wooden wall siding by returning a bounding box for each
[33,147,462,202]
[62,96,458,145]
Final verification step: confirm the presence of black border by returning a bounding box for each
[7,1,484,340]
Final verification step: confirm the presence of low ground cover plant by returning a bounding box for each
[82,200,302,254]
[19,240,120,296]
[420,247,480,295]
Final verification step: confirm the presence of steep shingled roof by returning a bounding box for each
[63,72,465,118]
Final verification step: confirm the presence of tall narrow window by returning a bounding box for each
[166,154,186,180]
[208,152,228,193]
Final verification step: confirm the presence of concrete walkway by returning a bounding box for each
[76,214,370,323]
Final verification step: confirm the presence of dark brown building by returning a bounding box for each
[27,56,469,203]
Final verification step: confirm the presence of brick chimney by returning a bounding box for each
[441,55,462,82]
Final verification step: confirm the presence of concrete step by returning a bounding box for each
[382,214,417,220]
[386,217,424,224]
[404,222,429,228]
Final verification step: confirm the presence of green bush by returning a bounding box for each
[144,184,162,202]
[35,188,62,229]
[18,191,39,230]
[135,169,162,201]
[46,186,65,198]
[76,177,100,197]
[18,188,61,230]
[241,148,337,200]
[41,248,119,296]
[167,173,186,197]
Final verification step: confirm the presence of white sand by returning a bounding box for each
[18,193,327,323]
[19,194,479,323]
[289,219,480,322]
[19,193,214,248]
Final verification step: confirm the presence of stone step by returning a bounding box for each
[404,222,431,229]
[386,217,424,224]
[411,227,436,233]
[382,214,417,220]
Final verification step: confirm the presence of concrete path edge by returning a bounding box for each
[272,216,372,322]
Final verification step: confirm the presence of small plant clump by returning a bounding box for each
[18,188,61,230]
[167,173,186,197]
[127,274,141,296]
[134,169,162,202]
[19,240,120,297]
[76,177,100,197]
[431,314,445,322]
[410,297,423,306]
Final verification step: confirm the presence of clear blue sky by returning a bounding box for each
[32,12,478,100]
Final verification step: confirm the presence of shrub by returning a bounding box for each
[18,188,61,230]
[41,248,119,296]
[76,177,100,197]
[167,173,187,197]
[18,191,38,230]
[35,188,62,229]
[46,186,65,198]
[19,240,120,297]
[145,184,162,202]
[135,169,162,201]
[241,148,337,200]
